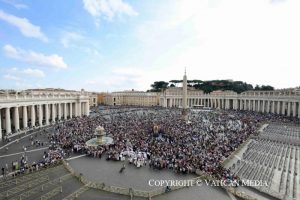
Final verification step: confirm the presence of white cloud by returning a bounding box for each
[61,31,84,48]
[4,67,45,81]
[3,44,68,69]
[83,0,138,26]
[3,74,20,81]
[1,0,29,9]
[131,0,300,90]
[0,10,48,42]
[85,67,150,91]
[23,68,45,77]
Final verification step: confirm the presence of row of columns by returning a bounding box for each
[165,97,230,109]
[164,97,300,118]
[237,99,300,117]
[0,101,89,140]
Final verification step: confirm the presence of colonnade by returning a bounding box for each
[162,97,300,118]
[0,101,90,139]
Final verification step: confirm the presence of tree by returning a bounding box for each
[150,81,169,92]
[169,80,182,87]
[148,80,273,94]
[254,85,260,90]
[254,85,274,91]
[260,85,274,91]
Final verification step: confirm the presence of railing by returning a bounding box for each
[0,94,89,102]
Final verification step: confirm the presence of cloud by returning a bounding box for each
[112,67,143,78]
[23,68,45,77]
[1,0,29,9]
[3,44,68,69]
[5,67,45,78]
[3,67,45,89]
[0,10,48,42]
[3,74,20,81]
[59,30,102,57]
[130,0,300,90]
[83,0,138,26]
[85,67,150,91]
[61,31,84,48]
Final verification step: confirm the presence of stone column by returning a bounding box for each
[86,102,89,116]
[5,107,11,134]
[31,105,36,127]
[58,103,61,120]
[64,103,67,120]
[38,104,43,126]
[276,101,280,114]
[266,101,270,113]
[78,102,82,117]
[262,100,265,113]
[13,107,20,131]
[81,102,85,115]
[287,102,291,117]
[70,103,73,118]
[281,102,285,115]
[248,100,250,110]
[271,101,275,113]
[23,106,27,129]
[52,104,55,122]
[45,104,49,125]
[292,102,296,117]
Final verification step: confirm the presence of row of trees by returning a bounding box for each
[148,80,274,94]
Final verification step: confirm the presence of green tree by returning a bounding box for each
[150,81,169,92]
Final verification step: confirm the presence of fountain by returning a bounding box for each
[85,126,114,147]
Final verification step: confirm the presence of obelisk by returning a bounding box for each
[182,68,188,119]
[183,68,187,109]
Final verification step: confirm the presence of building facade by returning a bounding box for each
[87,92,98,107]
[0,89,90,140]
[103,87,300,118]
[104,90,160,106]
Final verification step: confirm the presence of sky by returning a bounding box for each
[0,0,299,92]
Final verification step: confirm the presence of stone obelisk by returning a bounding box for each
[182,68,188,119]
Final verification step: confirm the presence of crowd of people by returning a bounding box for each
[2,105,299,182]
[47,106,299,182]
